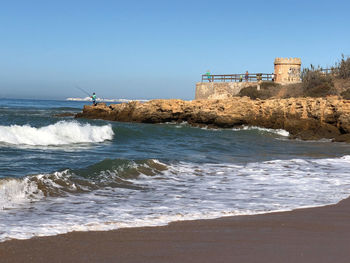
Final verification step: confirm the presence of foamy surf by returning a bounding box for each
[2,156,350,242]
[0,177,43,209]
[232,126,290,136]
[0,159,166,210]
[0,121,114,146]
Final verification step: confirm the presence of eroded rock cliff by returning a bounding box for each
[75,97,350,142]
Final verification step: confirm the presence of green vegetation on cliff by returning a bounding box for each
[301,65,336,97]
[238,82,281,100]
[336,54,350,79]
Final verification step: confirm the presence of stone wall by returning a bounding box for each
[195,82,257,100]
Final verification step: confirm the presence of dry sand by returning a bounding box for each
[1,198,350,263]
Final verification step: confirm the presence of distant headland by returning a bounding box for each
[75,55,350,142]
[66,97,149,103]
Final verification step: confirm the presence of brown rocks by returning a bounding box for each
[75,97,350,142]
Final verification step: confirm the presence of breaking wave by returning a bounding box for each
[0,159,166,210]
[2,156,350,241]
[0,121,114,146]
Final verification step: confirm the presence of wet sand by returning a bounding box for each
[1,198,350,263]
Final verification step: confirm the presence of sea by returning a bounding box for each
[1,98,350,242]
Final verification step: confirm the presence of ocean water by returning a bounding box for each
[1,98,350,242]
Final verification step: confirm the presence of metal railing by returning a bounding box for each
[201,73,274,82]
[319,68,333,74]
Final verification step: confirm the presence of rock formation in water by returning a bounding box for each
[75,96,350,142]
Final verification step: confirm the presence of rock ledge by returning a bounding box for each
[75,97,350,142]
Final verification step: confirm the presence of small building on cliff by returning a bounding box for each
[274,58,301,84]
[195,57,301,100]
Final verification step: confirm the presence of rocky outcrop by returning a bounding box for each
[75,97,350,142]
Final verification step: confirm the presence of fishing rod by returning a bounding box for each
[75,86,105,102]
[75,86,91,97]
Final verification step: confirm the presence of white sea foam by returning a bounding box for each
[0,121,114,146]
[1,155,350,242]
[0,177,43,209]
[0,171,79,210]
[164,122,289,135]
[232,126,290,136]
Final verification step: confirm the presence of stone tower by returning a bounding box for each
[274,58,301,84]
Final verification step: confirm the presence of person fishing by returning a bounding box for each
[91,92,97,106]
[206,70,211,82]
[75,86,98,106]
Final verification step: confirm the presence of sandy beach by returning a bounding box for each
[1,197,350,263]
[1,1,350,262]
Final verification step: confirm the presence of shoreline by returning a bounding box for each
[2,197,350,262]
[75,97,350,142]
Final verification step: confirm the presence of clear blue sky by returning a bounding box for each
[0,0,349,100]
